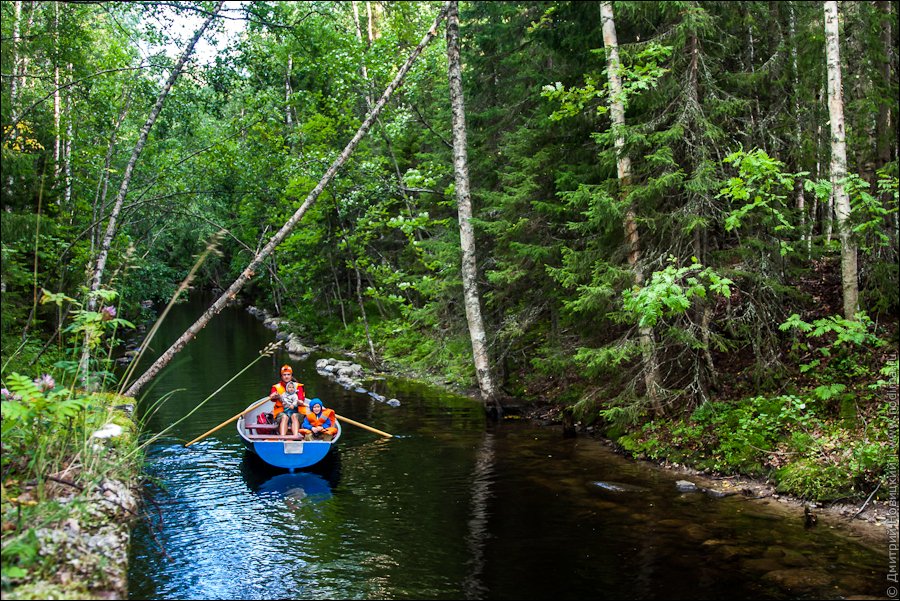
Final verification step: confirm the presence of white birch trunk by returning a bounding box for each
[367,1,376,43]
[285,54,294,129]
[80,2,224,386]
[53,3,61,184]
[601,0,663,412]
[823,0,859,319]
[63,63,73,210]
[89,2,224,306]
[877,0,893,170]
[446,0,499,410]
[789,2,810,254]
[6,1,22,198]
[9,1,20,114]
[124,3,451,398]
[353,0,373,107]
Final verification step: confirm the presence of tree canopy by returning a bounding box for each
[2,0,897,418]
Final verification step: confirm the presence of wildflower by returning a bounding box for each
[34,374,55,392]
[101,305,117,321]
[1,387,22,401]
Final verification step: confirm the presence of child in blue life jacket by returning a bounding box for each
[301,398,337,441]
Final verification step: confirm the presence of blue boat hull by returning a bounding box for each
[237,398,340,470]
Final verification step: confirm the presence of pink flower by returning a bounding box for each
[34,374,55,392]
[101,306,117,321]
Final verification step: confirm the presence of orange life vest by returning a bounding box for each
[302,408,337,436]
[270,381,305,417]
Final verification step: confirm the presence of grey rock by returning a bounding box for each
[676,480,699,492]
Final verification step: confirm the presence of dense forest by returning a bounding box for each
[2,0,898,516]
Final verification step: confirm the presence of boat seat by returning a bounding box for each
[245,423,277,432]
[244,434,306,441]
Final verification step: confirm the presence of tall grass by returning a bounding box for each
[0,230,241,594]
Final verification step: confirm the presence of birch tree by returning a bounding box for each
[78,2,224,383]
[88,1,224,305]
[446,0,499,412]
[600,0,663,412]
[823,0,859,319]
[124,3,451,398]
[5,1,23,199]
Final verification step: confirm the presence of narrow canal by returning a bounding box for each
[126,298,887,600]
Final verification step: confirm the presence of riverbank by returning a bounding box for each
[247,304,895,554]
[0,390,142,600]
[524,404,893,554]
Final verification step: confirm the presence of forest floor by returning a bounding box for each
[522,404,894,554]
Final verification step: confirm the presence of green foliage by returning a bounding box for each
[541,41,672,119]
[779,312,884,406]
[613,387,895,500]
[621,258,732,328]
[805,170,899,252]
[1,0,898,518]
[720,148,799,256]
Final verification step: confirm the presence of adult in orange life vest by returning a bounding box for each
[300,398,337,441]
[269,365,306,436]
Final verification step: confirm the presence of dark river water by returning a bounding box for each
[126,299,888,600]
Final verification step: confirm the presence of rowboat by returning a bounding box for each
[236,398,341,471]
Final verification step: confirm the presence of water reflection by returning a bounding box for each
[127,300,888,600]
[241,452,336,504]
[463,430,494,600]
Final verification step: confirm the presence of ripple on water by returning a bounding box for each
[127,299,888,600]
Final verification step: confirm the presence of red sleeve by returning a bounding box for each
[297,384,306,401]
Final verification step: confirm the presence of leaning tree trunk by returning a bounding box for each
[823,0,859,319]
[446,0,500,413]
[88,1,224,304]
[93,97,131,255]
[79,2,224,386]
[600,0,663,413]
[124,3,451,398]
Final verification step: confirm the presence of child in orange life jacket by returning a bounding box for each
[301,398,337,441]
[279,380,306,437]
[270,365,305,436]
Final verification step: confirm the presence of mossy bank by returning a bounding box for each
[1,385,142,600]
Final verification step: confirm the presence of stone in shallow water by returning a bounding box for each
[676,479,699,492]
[680,523,711,540]
[741,557,785,573]
[762,569,831,590]
[591,481,648,493]
[386,399,401,407]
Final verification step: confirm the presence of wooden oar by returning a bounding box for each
[334,413,393,438]
[184,396,270,447]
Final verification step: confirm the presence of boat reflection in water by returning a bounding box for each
[240,449,339,504]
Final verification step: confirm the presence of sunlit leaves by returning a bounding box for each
[621,259,733,328]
